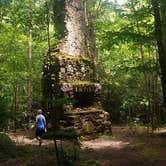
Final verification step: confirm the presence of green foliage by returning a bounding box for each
[0,133,16,159]
[142,147,160,161]
[95,0,163,126]
[43,128,80,166]
[0,0,56,128]
[54,97,76,108]
[0,0,165,131]
[43,128,80,140]
[0,95,14,130]
[0,133,58,164]
[53,0,66,39]
[59,148,76,166]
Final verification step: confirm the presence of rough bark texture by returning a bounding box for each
[61,0,86,56]
[42,0,112,135]
[152,0,166,112]
[84,1,98,64]
[161,0,166,50]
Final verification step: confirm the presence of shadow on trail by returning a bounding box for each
[81,126,166,166]
[1,126,166,166]
[0,133,58,166]
[1,130,81,166]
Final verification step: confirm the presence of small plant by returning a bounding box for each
[0,133,17,159]
[0,96,15,131]
[43,128,80,140]
[43,128,80,166]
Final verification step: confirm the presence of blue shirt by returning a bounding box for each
[36,115,45,130]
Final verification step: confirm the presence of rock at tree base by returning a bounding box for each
[63,107,112,135]
[42,50,112,135]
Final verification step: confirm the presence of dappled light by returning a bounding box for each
[1,0,166,165]
[83,139,130,149]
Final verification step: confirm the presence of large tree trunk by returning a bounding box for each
[53,0,97,59]
[60,0,86,56]
[42,0,112,134]
[151,0,166,112]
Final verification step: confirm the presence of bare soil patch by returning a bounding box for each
[1,126,166,166]
[81,126,166,166]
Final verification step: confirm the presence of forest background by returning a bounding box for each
[0,0,166,132]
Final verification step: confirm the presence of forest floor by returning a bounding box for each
[82,126,166,166]
[0,125,166,166]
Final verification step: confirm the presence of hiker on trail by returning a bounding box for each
[35,109,47,146]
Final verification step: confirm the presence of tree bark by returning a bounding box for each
[60,0,86,56]
[151,0,166,112]
[45,0,50,50]
[27,26,33,116]
[84,0,98,63]
[160,0,166,51]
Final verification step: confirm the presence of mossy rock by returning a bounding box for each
[50,52,91,62]
[82,121,95,134]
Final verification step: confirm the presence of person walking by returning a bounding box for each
[35,109,47,146]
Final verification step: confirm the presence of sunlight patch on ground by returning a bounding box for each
[6,131,53,146]
[82,139,130,149]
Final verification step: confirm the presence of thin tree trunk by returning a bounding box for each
[0,3,2,29]
[27,25,33,114]
[54,139,61,166]
[131,3,151,130]
[27,0,33,115]
[84,1,98,63]
[12,22,17,131]
[84,0,98,80]
[45,0,50,50]
[12,83,17,131]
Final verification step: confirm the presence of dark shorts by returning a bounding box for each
[36,128,45,137]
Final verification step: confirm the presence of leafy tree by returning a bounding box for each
[94,0,164,128]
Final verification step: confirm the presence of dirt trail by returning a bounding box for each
[81,126,166,166]
[6,126,166,166]
[7,129,53,146]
